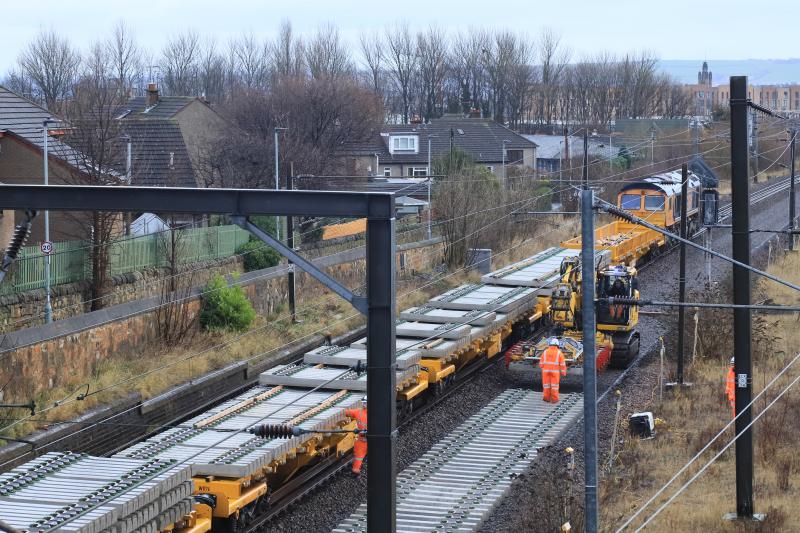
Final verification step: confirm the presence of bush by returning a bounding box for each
[200,274,256,332]
[236,240,280,272]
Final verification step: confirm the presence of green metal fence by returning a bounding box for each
[0,225,251,296]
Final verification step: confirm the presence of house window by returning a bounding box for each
[485,165,495,172]
[390,135,418,153]
[507,149,524,165]
[383,167,391,177]
[407,167,428,177]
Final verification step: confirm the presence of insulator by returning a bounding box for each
[4,220,33,262]
[249,424,300,439]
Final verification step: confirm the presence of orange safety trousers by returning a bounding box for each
[346,407,368,474]
[539,346,567,403]
[726,365,736,418]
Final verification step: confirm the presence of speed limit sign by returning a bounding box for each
[40,241,53,255]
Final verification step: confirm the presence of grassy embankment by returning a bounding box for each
[600,250,800,531]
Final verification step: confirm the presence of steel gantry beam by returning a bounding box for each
[0,184,398,532]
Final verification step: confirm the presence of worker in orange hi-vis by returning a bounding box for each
[725,357,736,418]
[345,396,368,476]
[540,338,567,403]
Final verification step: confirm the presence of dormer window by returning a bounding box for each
[389,135,418,154]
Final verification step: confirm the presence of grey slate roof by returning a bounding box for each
[0,85,91,174]
[341,118,537,165]
[122,119,196,187]
[122,96,196,118]
[522,133,614,160]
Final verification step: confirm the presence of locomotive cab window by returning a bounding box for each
[620,194,642,210]
[644,194,665,211]
[673,193,681,218]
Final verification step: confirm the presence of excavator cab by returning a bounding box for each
[595,265,640,368]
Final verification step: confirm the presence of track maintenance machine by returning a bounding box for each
[505,252,640,376]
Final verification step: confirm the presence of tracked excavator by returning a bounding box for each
[505,255,641,374]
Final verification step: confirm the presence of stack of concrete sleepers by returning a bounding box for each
[303,345,422,370]
[427,284,538,322]
[259,361,420,391]
[481,248,611,290]
[399,307,497,327]
[480,247,571,289]
[0,452,193,533]
[349,336,463,361]
[115,387,361,479]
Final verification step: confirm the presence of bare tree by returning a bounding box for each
[106,21,141,95]
[197,38,228,103]
[17,29,81,111]
[231,32,269,90]
[450,29,488,114]
[416,26,448,121]
[358,31,384,95]
[161,31,200,95]
[154,217,196,345]
[270,20,305,81]
[433,149,503,267]
[385,22,417,123]
[482,30,531,124]
[59,43,129,309]
[305,25,353,80]
[535,28,570,125]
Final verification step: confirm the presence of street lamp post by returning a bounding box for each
[427,135,437,240]
[274,127,288,241]
[501,139,511,190]
[43,118,53,323]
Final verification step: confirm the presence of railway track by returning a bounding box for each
[333,390,583,533]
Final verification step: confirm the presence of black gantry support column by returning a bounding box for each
[286,171,297,322]
[790,128,796,251]
[676,163,689,383]
[581,188,598,533]
[730,75,755,518]
[366,199,397,532]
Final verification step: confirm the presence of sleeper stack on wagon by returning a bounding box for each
[0,452,198,533]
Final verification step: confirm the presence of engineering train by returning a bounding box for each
[0,169,710,533]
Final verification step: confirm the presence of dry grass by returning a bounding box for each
[599,252,800,531]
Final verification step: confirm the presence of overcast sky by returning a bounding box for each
[2,0,798,74]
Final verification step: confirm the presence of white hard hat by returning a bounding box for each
[361,395,367,404]
[730,357,735,364]
[549,338,560,346]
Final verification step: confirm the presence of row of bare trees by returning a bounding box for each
[5,22,692,131]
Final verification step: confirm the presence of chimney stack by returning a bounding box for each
[146,83,159,108]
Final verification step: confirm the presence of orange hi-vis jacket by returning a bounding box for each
[345,407,367,442]
[726,365,735,402]
[539,346,567,376]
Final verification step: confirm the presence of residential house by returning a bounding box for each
[0,183,12,246]
[341,117,537,178]
[523,133,618,175]
[118,83,226,187]
[0,85,100,243]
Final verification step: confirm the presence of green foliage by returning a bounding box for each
[200,274,256,332]
[236,240,280,272]
[250,216,277,236]
[617,145,633,169]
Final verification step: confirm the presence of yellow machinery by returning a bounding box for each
[506,254,640,372]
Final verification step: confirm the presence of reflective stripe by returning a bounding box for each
[543,384,551,388]
[542,369,561,374]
